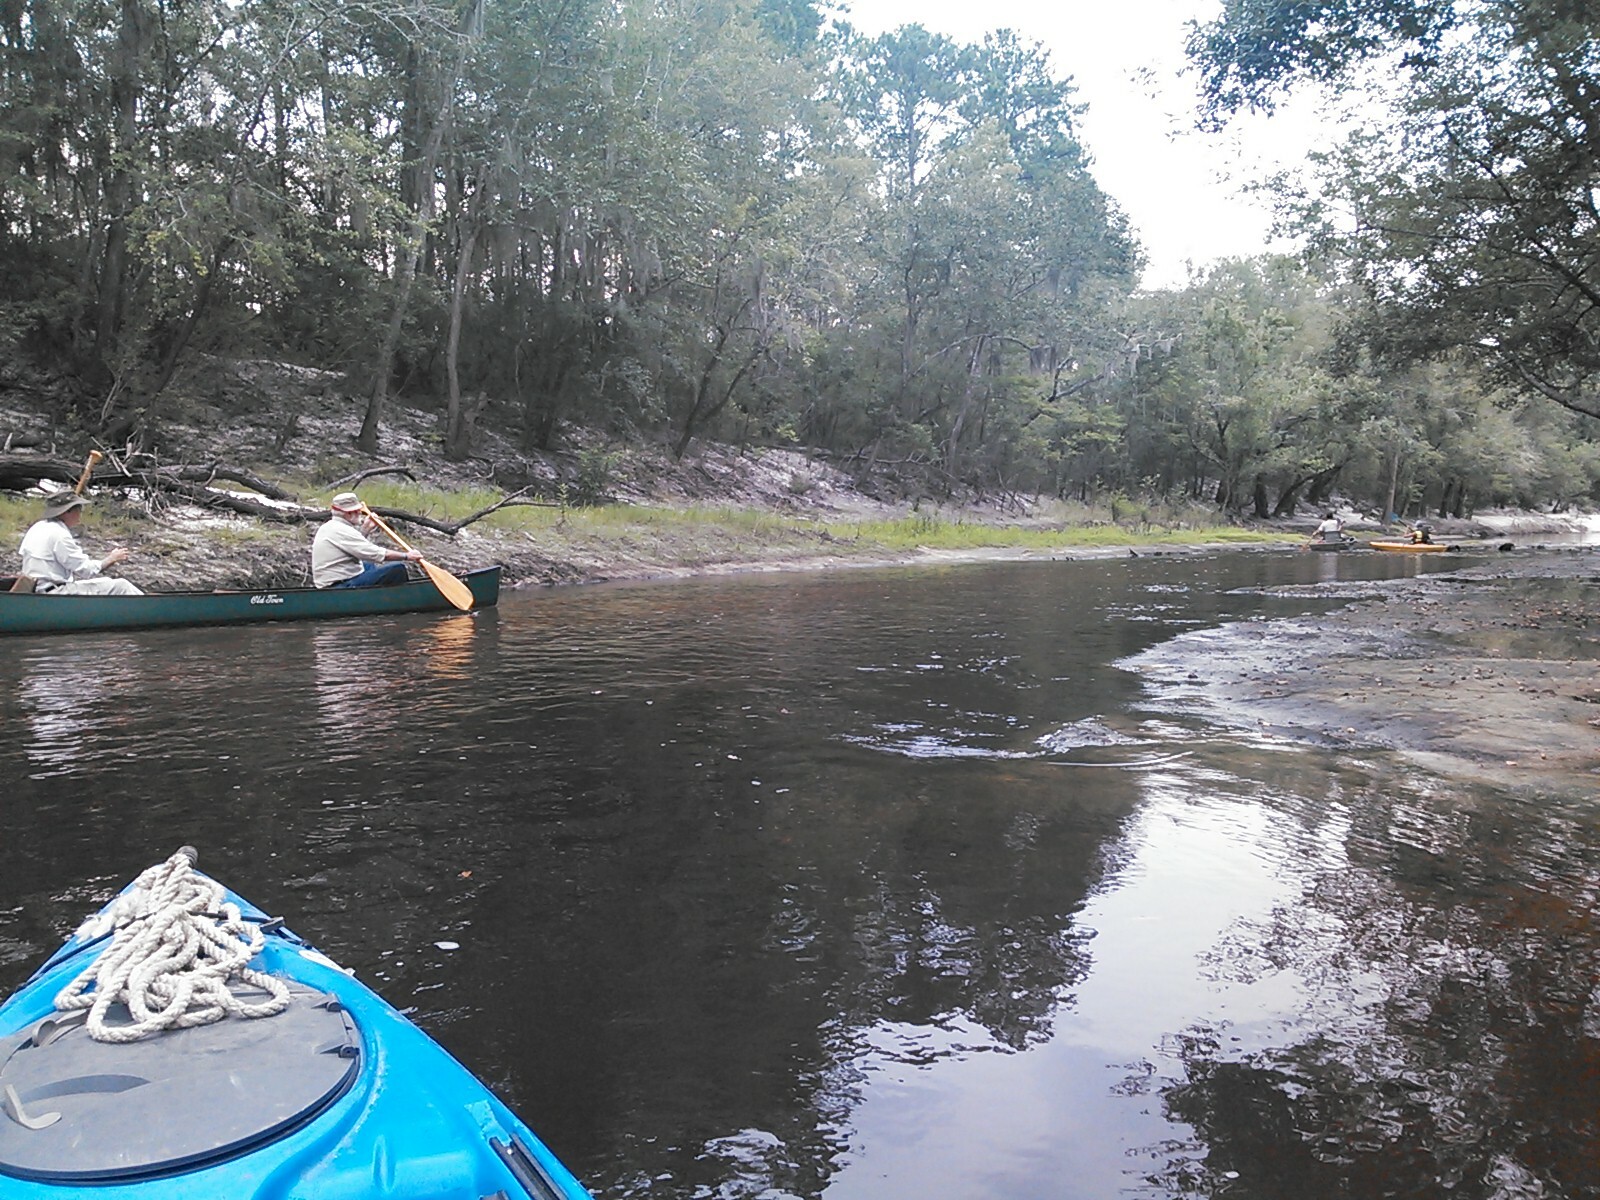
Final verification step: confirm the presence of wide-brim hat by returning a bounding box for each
[42,493,88,519]
[330,492,363,513]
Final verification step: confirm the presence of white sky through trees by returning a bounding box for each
[840,0,1324,289]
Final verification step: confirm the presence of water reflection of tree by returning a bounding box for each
[831,806,1105,1052]
[414,730,1145,1199]
[1149,772,1600,1199]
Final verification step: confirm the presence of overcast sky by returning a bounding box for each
[839,0,1320,289]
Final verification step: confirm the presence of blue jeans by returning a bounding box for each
[330,562,410,588]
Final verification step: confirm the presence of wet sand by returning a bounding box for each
[1124,549,1600,799]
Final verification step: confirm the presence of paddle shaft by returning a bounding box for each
[360,506,422,556]
[73,450,103,494]
[360,506,474,611]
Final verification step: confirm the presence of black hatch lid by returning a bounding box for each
[0,982,360,1183]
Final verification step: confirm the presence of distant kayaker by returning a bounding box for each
[1313,512,1344,543]
[311,491,422,588]
[1410,523,1434,544]
[18,492,143,595]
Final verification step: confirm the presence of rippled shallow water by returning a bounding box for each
[2,549,1597,1199]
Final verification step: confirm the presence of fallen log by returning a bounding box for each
[326,465,418,489]
[162,463,301,502]
[0,452,78,491]
[0,452,537,535]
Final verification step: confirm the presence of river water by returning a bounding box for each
[2,548,1597,1199]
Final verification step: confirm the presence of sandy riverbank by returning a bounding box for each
[1123,547,1600,800]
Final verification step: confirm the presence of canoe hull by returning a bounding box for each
[0,567,500,636]
[0,871,588,1199]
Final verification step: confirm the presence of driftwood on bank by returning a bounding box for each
[326,465,417,489]
[0,452,543,535]
[1,431,47,452]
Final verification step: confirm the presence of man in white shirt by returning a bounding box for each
[311,492,421,588]
[18,493,143,594]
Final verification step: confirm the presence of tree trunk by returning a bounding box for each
[358,0,483,454]
[944,334,987,479]
[138,237,234,419]
[444,194,484,459]
[1383,446,1401,522]
[674,334,763,460]
[94,0,146,370]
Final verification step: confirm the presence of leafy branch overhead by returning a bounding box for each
[1188,0,1600,423]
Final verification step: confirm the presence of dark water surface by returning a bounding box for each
[3,549,1598,1198]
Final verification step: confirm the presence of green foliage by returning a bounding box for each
[0,0,1596,518]
[570,448,621,507]
[1190,0,1600,427]
[1186,0,1454,122]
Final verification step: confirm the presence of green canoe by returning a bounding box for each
[0,566,500,636]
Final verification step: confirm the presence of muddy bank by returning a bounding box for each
[1123,549,1600,799]
[28,485,1245,594]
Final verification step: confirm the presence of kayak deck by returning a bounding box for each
[0,868,587,1199]
[0,981,360,1183]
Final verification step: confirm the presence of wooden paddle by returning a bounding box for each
[360,506,474,611]
[73,449,104,495]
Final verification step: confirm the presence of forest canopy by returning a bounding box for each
[0,0,1597,521]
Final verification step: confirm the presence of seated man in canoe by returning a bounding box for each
[1309,512,1347,545]
[312,491,422,588]
[17,492,143,594]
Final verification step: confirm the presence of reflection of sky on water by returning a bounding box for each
[816,765,1353,1198]
[3,551,1595,1199]
[15,640,146,778]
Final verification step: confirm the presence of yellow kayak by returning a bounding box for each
[1368,540,1454,553]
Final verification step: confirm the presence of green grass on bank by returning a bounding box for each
[2,483,1297,559]
[470,495,1291,552]
[814,515,1285,551]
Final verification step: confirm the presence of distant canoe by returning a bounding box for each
[0,566,500,636]
[1368,541,1455,553]
[1307,536,1358,551]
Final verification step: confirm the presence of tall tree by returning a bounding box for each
[358,0,483,453]
[1189,0,1600,421]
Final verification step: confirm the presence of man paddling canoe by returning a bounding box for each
[1313,512,1344,541]
[311,491,422,588]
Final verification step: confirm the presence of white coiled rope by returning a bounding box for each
[53,847,291,1043]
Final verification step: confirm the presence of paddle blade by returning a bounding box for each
[422,559,474,610]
